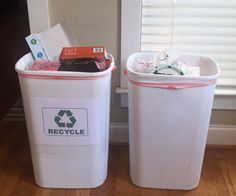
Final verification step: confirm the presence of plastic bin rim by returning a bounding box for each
[126,52,220,81]
[15,53,115,80]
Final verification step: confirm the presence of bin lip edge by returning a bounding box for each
[126,52,220,81]
[15,53,115,79]
[126,68,220,81]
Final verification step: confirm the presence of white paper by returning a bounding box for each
[38,22,79,61]
[30,97,99,145]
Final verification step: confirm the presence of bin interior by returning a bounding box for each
[127,53,219,78]
[177,55,219,77]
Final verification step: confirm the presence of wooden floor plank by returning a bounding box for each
[114,146,143,196]
[217,149,236,196]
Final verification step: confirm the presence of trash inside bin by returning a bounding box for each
[126,52,220,190]
[15,52,115,188]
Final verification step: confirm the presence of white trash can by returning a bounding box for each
[15,53,115,188]
[126,52,220,190]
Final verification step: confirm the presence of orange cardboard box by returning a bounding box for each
[60,46,106,60]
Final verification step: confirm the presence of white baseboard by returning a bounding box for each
[109,123,236,145]
[207,125,236,145]
[109,123,129,143]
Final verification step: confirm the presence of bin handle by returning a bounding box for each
[127,77,216,90]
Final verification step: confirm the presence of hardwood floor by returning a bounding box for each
[0,120,236,196]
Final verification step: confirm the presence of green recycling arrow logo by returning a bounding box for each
[54,110,76,128]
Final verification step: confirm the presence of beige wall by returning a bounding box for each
[211,110,236,125]
[48,0,235,125]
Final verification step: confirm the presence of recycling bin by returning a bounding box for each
[126,52,220,190]
[15,53,115,188]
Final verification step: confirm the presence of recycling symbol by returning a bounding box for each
[54,110,76,128]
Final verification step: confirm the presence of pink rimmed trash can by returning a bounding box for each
[126,52,220,190]
[15,53,115,188]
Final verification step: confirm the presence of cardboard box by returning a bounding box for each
[25,34,49,61]
[59,46,110,72]
[60,46,106,60]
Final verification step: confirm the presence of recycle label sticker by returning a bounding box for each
[30,97,99,145]
[42,108,88,137]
